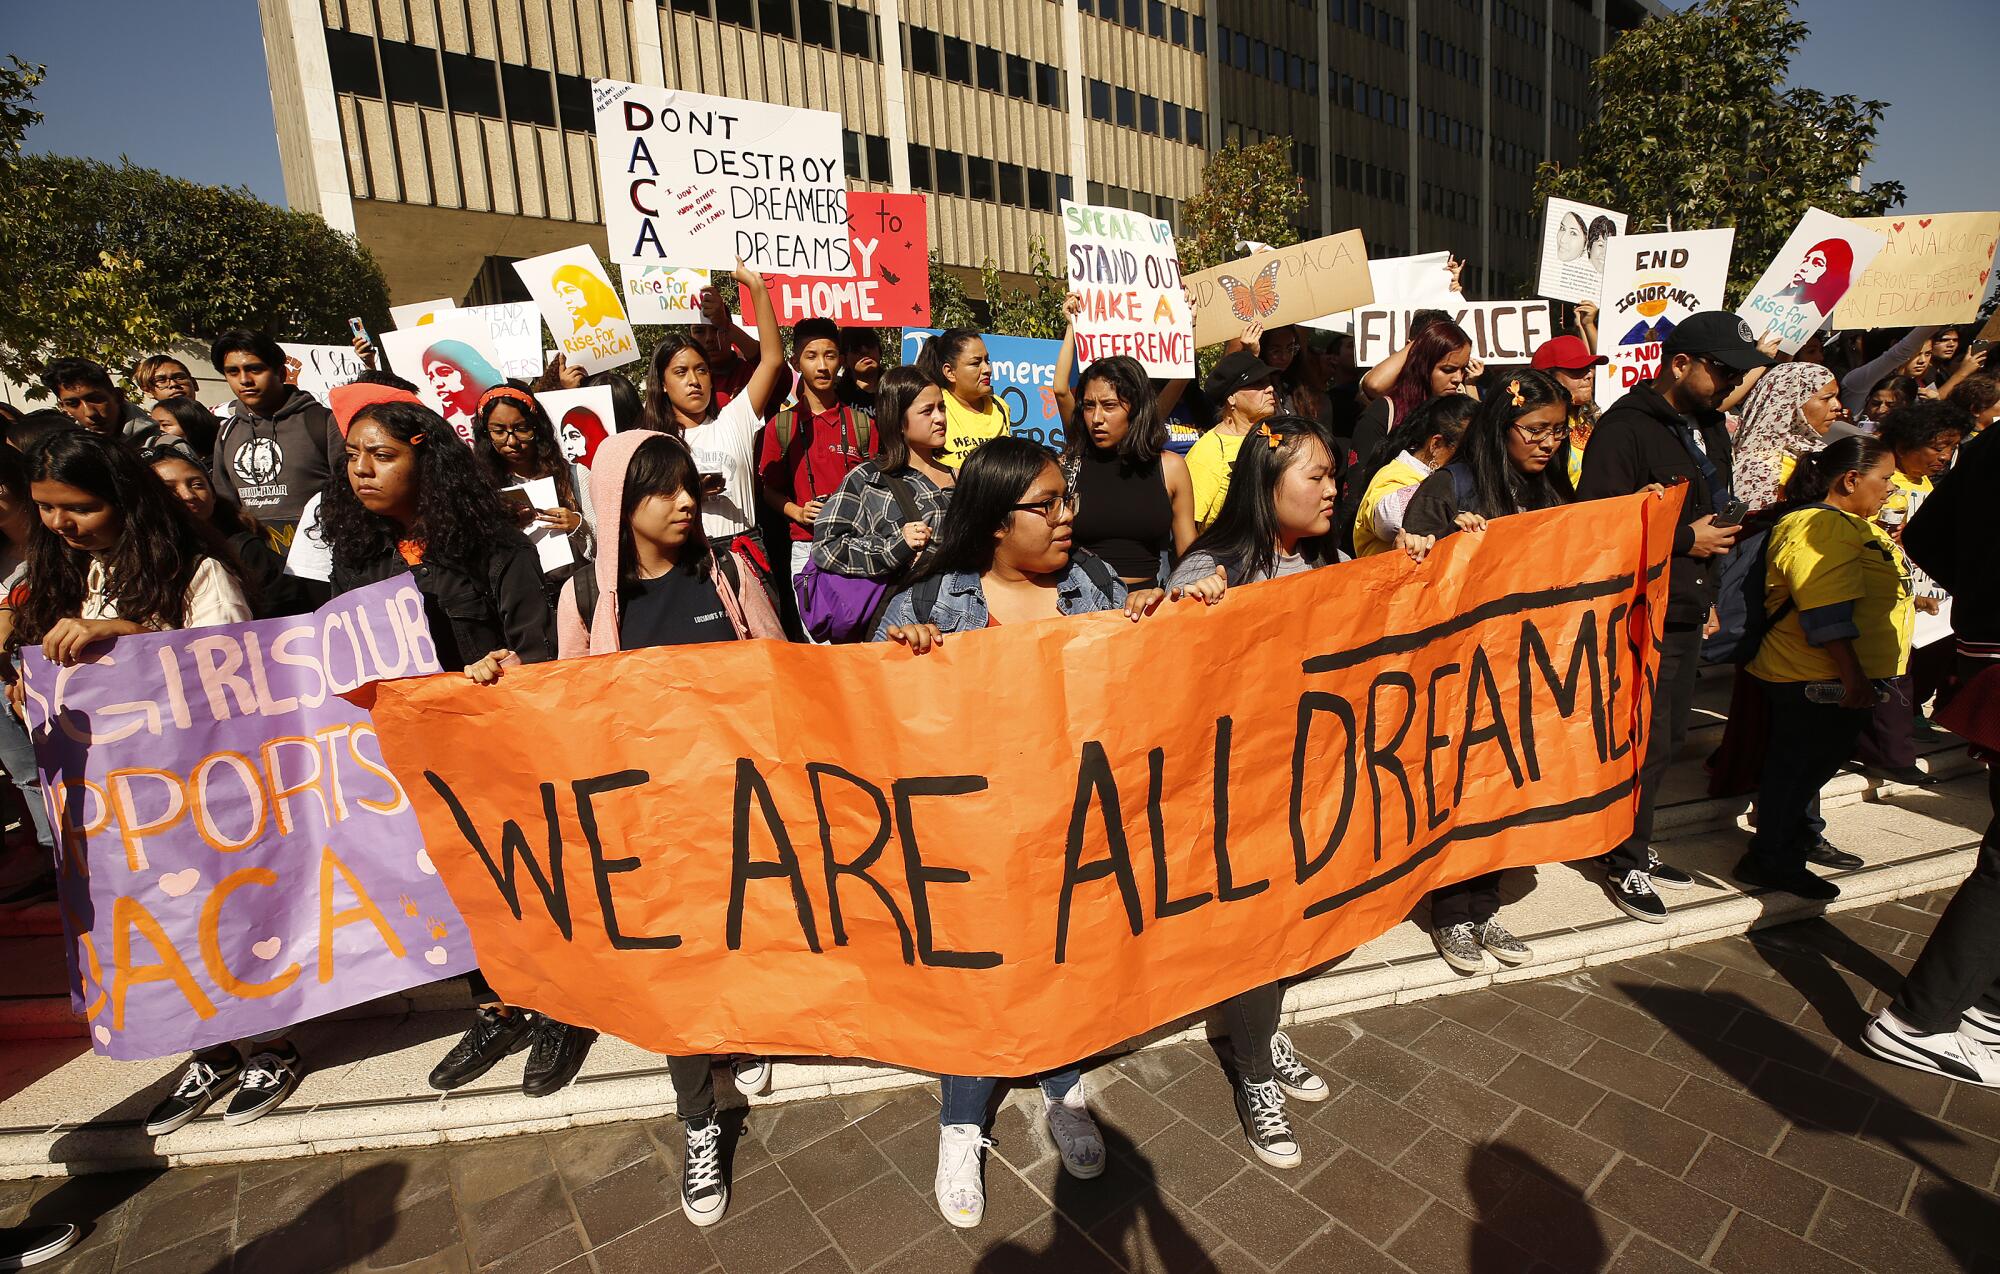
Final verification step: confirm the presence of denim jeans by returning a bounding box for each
[0,706,51,849]
[939,1068,1081,1127]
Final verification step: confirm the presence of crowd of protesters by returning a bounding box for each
[0,272,1996,1246]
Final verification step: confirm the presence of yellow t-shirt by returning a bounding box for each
[1354,454,1429,557]
[1749,506,1914,685]
[938,392,1011,469]
[1187,429,1248,529]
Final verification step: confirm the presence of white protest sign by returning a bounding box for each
[504,476,576,573]
[592,78,850,274]
[1593,228,1735,403]
[535,385,619,471]
[1537,198,1627,305]
[513,246,639,374]
[388,298,456,329]
[1303,251,1456,333]
[381,313,510,447]
[279,343,366,403]
[1737,208,1887,354]
[461,302,546,379]
[1354,301,1556,366]
[620,265,709,323]
[1059,199,1193,377]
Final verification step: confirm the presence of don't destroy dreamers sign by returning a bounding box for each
[593,78,849,274]
[25,579,474,1061]
[366,493,1677,1076]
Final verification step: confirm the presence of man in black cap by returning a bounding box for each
[1187,350,1279,529]
[1577,312,1774,922]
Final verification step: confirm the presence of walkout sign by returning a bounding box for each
[1060,200,1193,377]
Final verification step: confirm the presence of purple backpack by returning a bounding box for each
[796,470,922,642]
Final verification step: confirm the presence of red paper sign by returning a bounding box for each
[765,193,931,326]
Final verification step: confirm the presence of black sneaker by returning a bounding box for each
[223,1046,302,1125]
[429,1007,532,1091]
[681,1115,729,1226]
[1805,839,1863,870]
[144,1048,243,1136]
[1234,1079,1301,1169]
[1645,850,1694,890]
[522,1017,595,1098]
[1733,854,1840,901]
[1609,869,1668,923]
[0,1222,81,1268]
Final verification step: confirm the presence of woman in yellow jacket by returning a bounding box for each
[1349,395,1475,557]
[1735,436,1912,901]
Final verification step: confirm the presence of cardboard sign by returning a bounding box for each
[1537,198,1627,305]
[388,298,456,329]
[620,265,710,324]
[279,343,367,404]
[1354,302,1556,366]
[1185,231,1374,347]
[766,193,932,326]
[513,246,639,375]
[24,578,471,1061]
[1831,212,2000,330]
[593,78,849,274]
[901,329,1065,451]
[362,492,1677,1076]
[1593,229,1735,404]
[1738,209,1886,354]
[534,385,619,470]
[1060,199,1192,377]
[381,314,511,447]
[462,301,546,379]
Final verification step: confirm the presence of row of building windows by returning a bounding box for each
[1495,137,1541,175]
[1333,154,1407,207]
[1332,0,1406,51]
[1076,0,1208,55]
[1085,181,1178,228]
[840,130,892,184]
[1422,179,1480,225]
[324,29,592,131]
[907,142,1072,212]
[1085,80,1204,145]
[1492,0,1545,49]
[1419,106,1483,157]
[1553,97,1588,134]
[1554,31,1591,73]
[1493,66,1545,114]
[1417,30,1480,84]
[1218,26,1320,97]
[664,0,877,61]
[1342,74,1409,130]
[1493,202,1535,240]
[904,26,1065,110]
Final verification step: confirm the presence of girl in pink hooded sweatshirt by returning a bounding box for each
[551,427,781,1228]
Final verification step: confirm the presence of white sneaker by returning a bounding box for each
[1961,1005,2000,1048]
[1862,1009,2000,1086]
[934,1123,992,1228]
[1043,1088,1106,1179]
[1269,1031,1330,1102]
[732,1057,771,1095]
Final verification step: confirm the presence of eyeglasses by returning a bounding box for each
[1010,489,1079,523]
[485,423,538,441]
[1510,423,1571,445]
[152,371,194,387]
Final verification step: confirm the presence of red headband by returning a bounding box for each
[478,385,538,412]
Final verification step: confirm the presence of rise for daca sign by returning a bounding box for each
[25,579,472,1061]
[362,492,1679,1076]
[1060,200,1193,377]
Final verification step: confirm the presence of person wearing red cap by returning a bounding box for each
[1530,335,1608,489]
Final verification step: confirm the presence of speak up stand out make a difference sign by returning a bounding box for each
[364,492,1678,1076]
[1060,200,1193,378]
[593,79,850,275]
[25,579,474,1061]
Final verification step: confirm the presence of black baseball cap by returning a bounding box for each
[1203,350,1278,400]
[1662,311,1775,372]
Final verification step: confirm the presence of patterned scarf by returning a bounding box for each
[1730,363,1839,513]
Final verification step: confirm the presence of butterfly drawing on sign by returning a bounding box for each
[1216,259,1283,322]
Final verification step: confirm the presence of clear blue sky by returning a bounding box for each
[9,0,1990,212]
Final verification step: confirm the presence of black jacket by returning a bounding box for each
[330,531,555,671]
[1576,382,1733,628]
[229,528,329,620]
[1907,428,1997,645]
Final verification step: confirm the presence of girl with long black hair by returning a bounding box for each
[1058,353,1196,586]
[915,328,1012,469]
[145,395,223,462]
[472,385,593,600]
[812,365,956,584]
[143,439,320,618]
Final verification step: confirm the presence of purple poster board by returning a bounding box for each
[20,577,476,1061]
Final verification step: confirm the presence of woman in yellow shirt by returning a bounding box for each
[917,329,1012,468]
[1737,436,1911,901]
[1348,395,1475,557]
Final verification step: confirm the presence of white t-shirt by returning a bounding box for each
[82,557,251,629]
[684,394,761,539]
[284,492,333,582]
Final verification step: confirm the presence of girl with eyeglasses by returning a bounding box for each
[473,386,593,603]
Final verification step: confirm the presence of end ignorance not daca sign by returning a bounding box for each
[593,79,851,275]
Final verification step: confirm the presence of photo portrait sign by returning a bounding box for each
[1185,231,1374,347]
[381,314,510,447]
[901,329,1065,451]
[1355,301,1556,366]
[593,78,850,274]
[1737,208,1886,355]
[1537,198,1627,305]
[1592,229,1735,404]
[364,493,1678,1076]
[513,245,639,375]
[1060,199,1193,377]
[1830,212,2000,330]
[25,578,472,1061]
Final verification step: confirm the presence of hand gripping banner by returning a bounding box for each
[363,491,1680,1076]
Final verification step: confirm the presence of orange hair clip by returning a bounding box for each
[1257,422,1283,450]
[1507,379,1525,408]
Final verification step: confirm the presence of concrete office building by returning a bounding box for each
[260,0,1665,308]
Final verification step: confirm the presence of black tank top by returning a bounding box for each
[1072,448,1172,580]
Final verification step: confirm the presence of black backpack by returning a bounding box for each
[1703,505,1811,666]
[903,550,1122,625]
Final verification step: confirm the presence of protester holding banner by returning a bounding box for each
[1187,352,1279,529]
[916,329,1014,470]
[1348,395,1476,558]
[758,317,878,608]
[471,386,593,598]
[641,263,787,569]
[693,286,757,409]
[837,327,884,410]
[1580,313,1771,921]
[1353,319,1475,477]
[143,438,322,619]
[1061,355,1196,586]
[1840,326,1940,418]
[209,329,343,547]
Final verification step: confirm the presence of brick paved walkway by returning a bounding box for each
[6,892,1998,1274]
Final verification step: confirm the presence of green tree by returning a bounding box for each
[1535,0,1903,302]
[1178,138,1309,275]
[981,236,1068,339]
[926,251,979,332]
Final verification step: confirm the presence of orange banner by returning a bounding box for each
[362,491,1678,1076]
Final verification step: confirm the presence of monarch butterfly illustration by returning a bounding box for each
[1216,259,1283,322]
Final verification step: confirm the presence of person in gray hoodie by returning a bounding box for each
[209,328,344,549]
